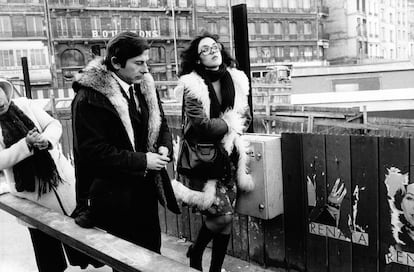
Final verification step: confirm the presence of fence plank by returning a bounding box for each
[379,137,410,272]
[248,216,265,265]
[189,212,203,244]
[351,135,379,272]
[281,133,306,271]
[325,135,352,272]
[178,206,191,241]
[264,214,285,268]
[303,133,328,272]
[232,213,249,261]
[409,139,414,272]
[159,203,167,233]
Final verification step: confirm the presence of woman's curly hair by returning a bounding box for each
[178,32,237,76]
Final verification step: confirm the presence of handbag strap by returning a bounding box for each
[181,92,187,136]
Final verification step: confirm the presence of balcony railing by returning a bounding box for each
[318,33,330,40]
[0,31,46,38]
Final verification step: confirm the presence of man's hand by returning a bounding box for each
[146,152,170,170]
[158,146,169,157]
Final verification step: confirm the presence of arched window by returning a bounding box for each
[61,49,84,68]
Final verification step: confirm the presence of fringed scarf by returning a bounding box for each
[0,102,62,197]
[195,64,235,117]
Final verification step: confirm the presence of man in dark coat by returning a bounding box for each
[71,32,179,264]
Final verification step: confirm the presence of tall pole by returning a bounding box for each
[228,0,234,57]
[44,0,58,89]
[232,4,253,132]
[171,0,179,77]
[21,57,32,98]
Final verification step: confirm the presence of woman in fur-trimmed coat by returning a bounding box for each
[172,33,254,272]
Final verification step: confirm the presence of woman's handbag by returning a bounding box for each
[176,96,226,178]
[177,139,223,178]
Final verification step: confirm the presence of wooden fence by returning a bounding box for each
[56,110,414,271]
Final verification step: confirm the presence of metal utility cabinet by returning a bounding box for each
[236,134,283,220]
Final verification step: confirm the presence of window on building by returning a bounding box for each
[0,16,12,37]
[57,17,68,37]
[0,50,15,68]
[248,22,256,35]
[249,47,258,60]
[261,22,269,35]
[304,46,312,59]
[390,49,393,58]
[112,16,120,32]
[274,0,282,8]
[289,22,297,35]
[275,47,284,58]
[288,0,297,9]
[30,48,46,66]
[219,19,228,35]
[149,0,157,7]
[141,17,151,30]
[177,17,189,37]
[71,17,82,37]
[149,46,166,63]
[26,16,43,37]
[289,47,299,58]
[91,16,101,33]
[217,0,227,7]
[303,0,310,9]
[11,16,26,37]
[160,17,170,36]
[121,18,131,31]
[390,30,393,41]
[246,0,258,8]
[357,0,360,11]
[177,0,187,7]
[61,49,84,68]
[304,22,311,35]
[196,0,205,6]
[132,17,140,30]
[130,0,140,7]
[274,22,282,35]
[260,0,269,8]
[208,21,217,34]
[389,13,393,23]
[261,47,271,58]
[206,0,216,8]
[15,49,28,66]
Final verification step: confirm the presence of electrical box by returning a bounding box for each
[236,134,283,220]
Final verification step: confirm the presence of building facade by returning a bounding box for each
[194,0,330,81]
[48,0,193,94]
[325,0,410,64]
[409,0,414,57]
[0,0,51,91]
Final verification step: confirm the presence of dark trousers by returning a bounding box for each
[28,228,67,272]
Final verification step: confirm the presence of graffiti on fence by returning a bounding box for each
[307,175,369,246]
[384,167,414,267]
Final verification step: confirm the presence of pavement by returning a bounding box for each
[0,209,280,272]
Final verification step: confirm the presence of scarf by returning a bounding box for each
[195,64,235,118]
[0,102,62,197]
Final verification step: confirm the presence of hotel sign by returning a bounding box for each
[92,29,160,38]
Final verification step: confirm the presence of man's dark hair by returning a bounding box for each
[178,32,237,76]
[104,31,150,71]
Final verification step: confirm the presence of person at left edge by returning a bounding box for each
[70,31,180,267]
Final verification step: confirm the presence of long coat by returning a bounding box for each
[172,68,254,210]
[0,96,76,217]
[71,58,179,253]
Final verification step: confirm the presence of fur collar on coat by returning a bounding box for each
[171,68,254,210]
[74,57,161,152]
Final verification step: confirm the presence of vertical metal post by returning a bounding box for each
[43,0,58,89]
[171,0,179,76]
[21,57,32,99]
[232,4,253,132]
[227,0,234,57]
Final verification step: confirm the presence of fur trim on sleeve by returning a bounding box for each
[171,179,217,210]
